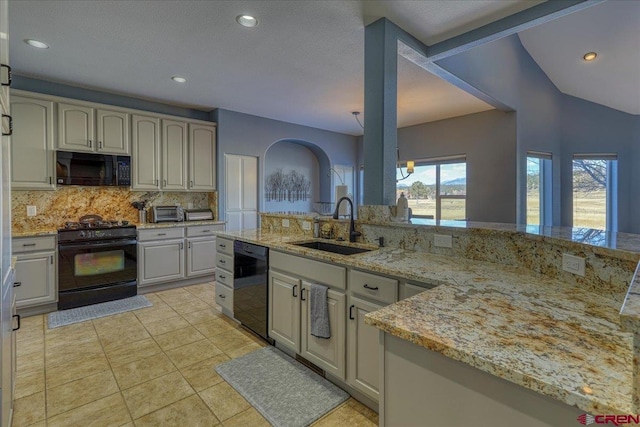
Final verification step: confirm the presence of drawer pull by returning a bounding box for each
[363,284,379,291]
[349,305,355,320]
[301,288,306,301]
[218,294,226,299]
[292,284,297,298]
[22,243,37,247]
[219,259,225,264]
[157,233,167,236]
[13,314,20,331]
[218,275,225,280]
[13,282,21,287]
[220,244,226,248]
[202,230,211,233]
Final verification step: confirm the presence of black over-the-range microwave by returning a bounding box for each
[56,151,131,187]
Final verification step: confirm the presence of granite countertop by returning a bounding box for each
[13,229,58,238]
[217,228,633,416]
[134,220,225,229]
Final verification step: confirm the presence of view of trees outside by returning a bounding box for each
[526,157,541,225]
[572,159,610,230]
[396,162,466,220]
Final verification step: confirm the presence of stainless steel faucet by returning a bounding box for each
[333,196,361,243]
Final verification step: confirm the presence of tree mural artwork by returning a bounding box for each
[265,169,312,202]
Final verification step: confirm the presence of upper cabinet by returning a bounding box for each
[10,96,55,190]
[11,91,216,191]
[57,102,130,155]
[188,124,216,191]
[162,119,188,191]
[131,114,161,190]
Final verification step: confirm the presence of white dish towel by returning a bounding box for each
[310,284,331,339]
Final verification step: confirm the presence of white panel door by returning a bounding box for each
[57,102,95,152]
[225,154,258,231]
[96,108,129,154]
[162,119,188,190]
[131,115,160,190]
[188,124,216,191]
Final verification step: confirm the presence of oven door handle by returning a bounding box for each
[58,239,138,250]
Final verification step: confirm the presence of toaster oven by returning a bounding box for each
[149,206,184,223]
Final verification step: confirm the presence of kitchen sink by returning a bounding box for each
[291,241,374,255]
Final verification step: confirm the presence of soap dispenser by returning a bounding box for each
[396,192,408,221]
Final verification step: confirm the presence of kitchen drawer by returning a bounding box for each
[349,269,398,305]
[12,236,56,253]
[216,253,233,271]
[216,282,233,312]
[216,237,233,255]
[138,227,185,241]
[215,267,233,288]
[187,224,224,237]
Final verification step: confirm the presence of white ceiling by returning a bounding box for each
[9,1,547,135]
[519,1,640,115]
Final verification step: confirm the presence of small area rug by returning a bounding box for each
[215,346,349,427]
[47,295,152,329]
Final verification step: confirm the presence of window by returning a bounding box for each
[397,156,466,221]
[572,154,617,231]
[526,151,552,226]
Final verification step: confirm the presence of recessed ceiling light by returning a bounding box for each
[171,76,187,83]
[583,52,597,61]
[236,15,258,28]
[25,39,49,49]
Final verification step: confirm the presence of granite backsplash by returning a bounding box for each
[12,187,218,232]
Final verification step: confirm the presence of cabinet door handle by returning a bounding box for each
[292,285,297,298]
[99,141,103,149]
[88,140,93,147]
[219,294,226,299]
[49,176,52,185]
[363,284,379,291]
[1,63,12,86]
[179,242,183,250]
[13,314,21,332]
[301,288,306,301]
[188,241,191,249]
[50,255,53,264]
[2,114,12,136]
[163,179,167,187]
[349,305,355,320]
[155,179,158,186]
[13,282,21,287]
[190,180,194,188]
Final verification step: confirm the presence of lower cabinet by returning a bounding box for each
[300,281,346,379]
[186,237,216,277]
[347,295,385,401]
[12,235,57,309]
[138,239,185,286]
[268,251,347,381]
[214,237,234,317]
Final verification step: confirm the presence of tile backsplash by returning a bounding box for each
[12,187,218,232]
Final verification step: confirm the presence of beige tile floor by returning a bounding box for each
[13,281,379,427]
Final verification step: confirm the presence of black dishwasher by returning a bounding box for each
[233,241,273,344]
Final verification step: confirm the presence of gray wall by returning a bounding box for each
[13,75,211,121]
[214,109,358,219]
[397,110,517,223]
[437,35,563,226]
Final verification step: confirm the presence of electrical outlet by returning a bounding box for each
[302,221,311,231]
[282,219,290,228]
[433,234,453,248]
[562,253,585,276]
[27,205,37,217]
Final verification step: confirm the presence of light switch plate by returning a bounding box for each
[302,221,311,231]
[27,205,37,217]
[434,234,453,248]
[562,253,585,276]
[282,219,290,228]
